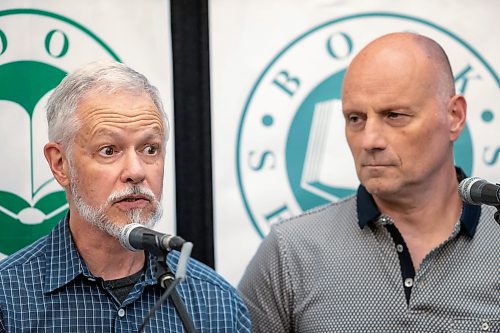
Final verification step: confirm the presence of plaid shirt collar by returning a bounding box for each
[42,213,158,294]
[356,167,481,237]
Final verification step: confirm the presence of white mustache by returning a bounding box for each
[108,186,156,204]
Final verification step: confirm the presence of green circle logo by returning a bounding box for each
[0,9,120,257]
[237,13,499,238]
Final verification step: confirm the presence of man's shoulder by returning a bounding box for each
[167,251,237,294]
[166,252,251,329]
[0,236,47,277]
[273,195,358,235]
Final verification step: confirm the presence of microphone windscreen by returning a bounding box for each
[119,223,143,251]
[458,177,482,204]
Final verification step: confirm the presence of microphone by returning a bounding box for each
[458,177,500,206]
[119,223,186,255]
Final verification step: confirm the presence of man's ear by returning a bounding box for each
[44,142,71,187]
[448,94,467,142]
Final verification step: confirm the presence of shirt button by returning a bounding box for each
[118,308,126,317]
[480,322,490,331]
[396,244,404,253]
[404,278,414,288]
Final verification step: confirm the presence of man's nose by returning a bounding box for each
[361,118,387,151]
[120,150,146,184]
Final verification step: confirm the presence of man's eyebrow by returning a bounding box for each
[342,108,364,114]
[100,129,158,140]
[91,128,119,138]
[377,105,412,113]
[141,131,165,141]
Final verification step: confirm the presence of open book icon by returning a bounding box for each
[301,99,358,201]
[0,61,68,256]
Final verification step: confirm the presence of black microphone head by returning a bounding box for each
[119,223,143,251]
[458,176,484,205]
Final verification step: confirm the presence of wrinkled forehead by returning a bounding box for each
[75,89,167,141]
[79,88,165,121]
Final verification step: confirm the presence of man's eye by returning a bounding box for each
[387,112,402,119]
[99,146,115,156]
[144,145,159,155]
[347,114,364,124]
[349,115,360,122]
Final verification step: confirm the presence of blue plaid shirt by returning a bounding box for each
[0,215,251,332]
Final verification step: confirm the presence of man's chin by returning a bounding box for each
[126,208,161,228]
[101,203,162,231]
[362,178,400,197]
[108,213,150,227]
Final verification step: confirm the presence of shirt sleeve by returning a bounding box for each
[238,227,293,333]
[233,291,253,332]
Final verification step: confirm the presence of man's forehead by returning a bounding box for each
[77,89,159,116]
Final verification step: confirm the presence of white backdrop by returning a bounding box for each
[210,0,500,285]
[0,0,176,259]
[0,0,498,287]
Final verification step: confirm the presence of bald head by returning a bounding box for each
[341,32,467,201]
[343,32,455,104]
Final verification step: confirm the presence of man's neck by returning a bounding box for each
[69,218,146,281]
[373,169,463,270]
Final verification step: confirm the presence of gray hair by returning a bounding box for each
[46,60,169,151]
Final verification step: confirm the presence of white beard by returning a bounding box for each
[69,175,163,239]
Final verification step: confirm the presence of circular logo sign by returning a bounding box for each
[237,12,499,238]
[0,9,120,258]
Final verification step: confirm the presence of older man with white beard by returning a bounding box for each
[0,61,251,332]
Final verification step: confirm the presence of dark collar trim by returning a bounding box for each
[357,185,380,228]
[459,202,481,237]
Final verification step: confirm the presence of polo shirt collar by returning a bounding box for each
[356,167,481,237]
[356,184,381,228]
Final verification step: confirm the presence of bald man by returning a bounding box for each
[238,33,499,332]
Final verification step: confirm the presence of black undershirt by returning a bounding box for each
[102,268,144,304]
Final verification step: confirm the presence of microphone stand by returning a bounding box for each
[137,242,196,333]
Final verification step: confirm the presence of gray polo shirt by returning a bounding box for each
[238,185,500,332]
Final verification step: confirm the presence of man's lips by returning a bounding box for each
[361,164,393,167]
[360,164,396,172]
[113,195,151,209]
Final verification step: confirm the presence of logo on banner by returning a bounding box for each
[237,13,499,237]
[0,9,120,257]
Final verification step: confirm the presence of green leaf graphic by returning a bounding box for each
[0,190,66,255]
[0,191,30,214]
[0,208,65,255]
[34,190,67,214]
